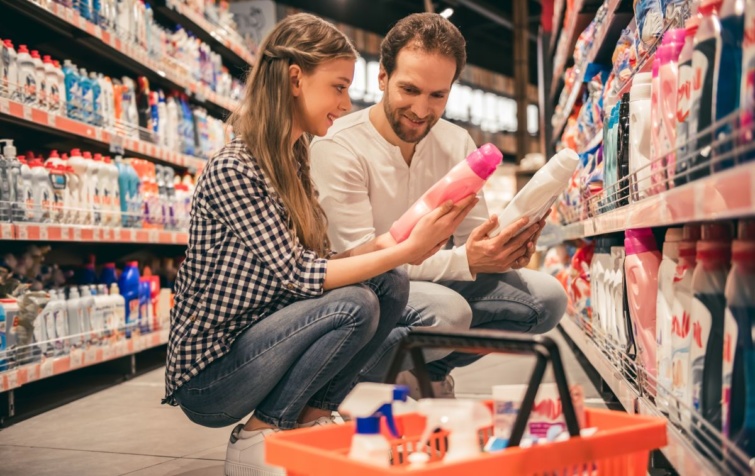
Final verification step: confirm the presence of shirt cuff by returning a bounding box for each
[451,245,476,281]
[284,252,328,298]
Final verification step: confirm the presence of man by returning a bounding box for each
[311,13,567,396]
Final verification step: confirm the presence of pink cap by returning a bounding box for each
[466,143,502,179]
[625,228,658,255]
[18,44,29,54]
[70,148,81,156]
[652,53,661,76]
[93,153,103,161]
[31,50,40,59]
[4,40,13,49]
[42,55,52,64]
[104,263,116,269]
[83,151,93,159]
[104,156,112,164]
[49,150,60,159]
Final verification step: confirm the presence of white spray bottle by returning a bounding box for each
[338,383,410,467]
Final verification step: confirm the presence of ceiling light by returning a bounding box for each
[440,7,454,18]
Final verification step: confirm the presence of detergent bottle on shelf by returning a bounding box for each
[338,383,410,467]
[657,227,684,416]
[2,40,18,100]
[390,144,502,243]
[657,29,687,190]
[119,261,140,339]
[31,50,45,110]
[675,15,702,186]
[16,45,36,105]
[739,0,755,161]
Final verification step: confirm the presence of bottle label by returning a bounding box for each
[690,40,718,151]
[689,296,713,412]
[722,307,737,437]
[676,60,694,152]
[671,274,693,403]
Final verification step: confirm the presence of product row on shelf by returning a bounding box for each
[0,141,196,231]
[0,248,178,392]
[545,220,755,474]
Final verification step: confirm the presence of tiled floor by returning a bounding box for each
[0,329,601,475]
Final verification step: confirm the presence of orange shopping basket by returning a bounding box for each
[266,329,668,475]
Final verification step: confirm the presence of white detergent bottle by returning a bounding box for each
[43,56,59,115]
[492,148,579,237]
[50,290,69,356]
[89,153,103,226]
[96,284,113,341]
[104,157,120,227]
[66,286,84,348]
[29,159,52,223]
[16,45,35,105]
[413,399,492,463]
[670,224,701,428]
[36,293,54,357]
[629,72,652,202]
[657,227,684,416]
[611,246,629,348]
[68,149,90,225]
[63,163,79,224]
[31,50,45,110]
[109,283,125,339]
[2,40,18,100]
[46,163,67,224]
[78,285,95,344]
[338,383,410,467]
[52,60,65,116]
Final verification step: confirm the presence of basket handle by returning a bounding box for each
[383,328,581,447]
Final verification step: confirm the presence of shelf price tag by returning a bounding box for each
[40,359,54,379]
[64,7,74,23]
[110,135,125,155]
[47,112,57,128]
[92,228,101,241]
[102,345,114,361]
[95,127,103,142]
[6,370,18,390]
[0,98,9,116]
[39,226,48,241]
[1,223,12,239]
[149,229,159,243]
[17,225,28,240]
[22,104,33,122]
[61,226,70,240]
[85,346,98,365]
[69,349,83,369]
[101,228,111,241]
[73,227,82,241]
[76,15,87,30]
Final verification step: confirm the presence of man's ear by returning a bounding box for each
[378,65,388,91]
[289,64,303,97]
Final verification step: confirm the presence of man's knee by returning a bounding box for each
[404,281,473,332]
[530,273,567,333]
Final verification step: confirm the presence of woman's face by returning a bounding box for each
[292,57,355,138]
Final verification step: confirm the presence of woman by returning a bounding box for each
[162,13,476,476]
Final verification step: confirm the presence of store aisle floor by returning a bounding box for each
[0,329,601,476]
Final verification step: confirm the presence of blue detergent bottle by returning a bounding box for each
[139,278,151,334]
[62,60,79,121]
[119,261,140,338]
[100,262,117,287]
[723,220,755,458]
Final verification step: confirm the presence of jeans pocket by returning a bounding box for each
[179,404,239,428]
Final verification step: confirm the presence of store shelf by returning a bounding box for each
[3,223,188,245]
[574,160,755,237]
[4,0,238,117]
[0,329,169,394]
[154,0,256,71]
[0,97,205,171]
[560,222,586,241]
[559,316,750,475]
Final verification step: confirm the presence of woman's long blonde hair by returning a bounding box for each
[230,13,357,257]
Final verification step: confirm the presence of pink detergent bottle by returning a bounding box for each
[389,143,502,243]
[624,228,663,391]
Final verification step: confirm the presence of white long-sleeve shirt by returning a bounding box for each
[310,107,490,282]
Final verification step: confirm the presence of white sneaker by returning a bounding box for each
[224,424,286,476]
[395,370,455,399]
[297,415,337,428]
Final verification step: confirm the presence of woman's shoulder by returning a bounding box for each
[207,138,258,172]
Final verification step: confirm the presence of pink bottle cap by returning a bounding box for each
[625,228,658,255]
[70,148,81,156]
[466,143,502,179]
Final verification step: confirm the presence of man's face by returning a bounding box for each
[380,48,456,143]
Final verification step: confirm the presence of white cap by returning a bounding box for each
[1,139,16,159]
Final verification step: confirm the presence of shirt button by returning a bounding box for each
[189,316,196,322]
[286,283,295,290]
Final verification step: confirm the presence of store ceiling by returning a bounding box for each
[271,0,543,83]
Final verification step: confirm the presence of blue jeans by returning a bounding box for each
[360,269,567,382]
[173,268,408,429]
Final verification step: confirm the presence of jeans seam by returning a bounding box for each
[254,408,298,430]
[466,294,544,324]
[186,310,358,393]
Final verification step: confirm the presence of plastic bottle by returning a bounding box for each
[88,152,102,226]
[66,286,84,348]
[99,74,114,129]
[0,145,10,222]
[0,140,21,222]
[114,156,131,227]
[617,93,632,207]
[413,399,493,463]
[629,73,653,202]
[689,223,732,441]
[338,383,410,467]
[17,155,33,222]
[0,302,7,371]
[687,0,724,183]
[16,45,36,105]
[43,56,60,115]
[2,40,18,100]
[670,224,702,428]
[156,90,167,147]
[100,262,117,287]
[624,228,662,386]
[138,278,151,333]
[722,221,755,457]
[78,285,95,344]
[492,148,579,237]
[106,156,121,227]
[52,60,66,116]
[62,60,80,121]
[136,76,152,141]
[89,72,102,127]
[67,149,90,225]
[713,0,746,172]
[46,161,67,224]
[390,144,502,242]
[121,77,139,138]
[30,50,45,110]
[657,227,684,415]
[649,53,663,195]
[51,290,69,356]
[38,292,57,357]
[740,0,755,162]
[119,261,139,338]
[79,68,93,124]
[165,94,179,151]
[92,284,109,342]
[109,282,125,339]
[30,159,52,222]
[675,15,702,186]
[656,29,687,191]
[0,299,18,367]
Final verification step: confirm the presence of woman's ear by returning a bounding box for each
[289,64,303,97]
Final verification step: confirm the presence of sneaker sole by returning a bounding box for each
[224,461,286,476]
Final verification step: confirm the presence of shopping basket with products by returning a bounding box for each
[266,329,667,475]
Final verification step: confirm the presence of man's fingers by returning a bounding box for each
[489,216,530,246]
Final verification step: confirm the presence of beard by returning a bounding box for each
[383,89,439,143]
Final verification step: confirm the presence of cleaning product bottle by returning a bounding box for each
[624,228,662,387]
[689,223,732,440]
[629,73,653,202]
[31,50,45,110]
[78,285,95,344]
[99,74,114,130]
[723,220,755,457]
[119,261,139,338]
[88,152,103,226]
[493,148,579,237]
[106,156,120,227]
[338,383,410,467]
[63,163,78,224]
[617,93,632,207]
[675,15,702,186]
[66,286,84,348]
[43,55,61,115]
[138,278,151,333]
[53,60,66,115]
[78,68,93,125]
[16,45,36,105]
[62,60,80,121]
[713,0,746,172]
[89,72,102,127]
[100,262,117,287]
[658,29,687,191]
[109,282,125,339]
[51,290,69,356]
[2,40,18,100]
[671,224,702,428]
[0,146,10,222]
[649,53,663,196]
[121,77,139,138]
[390,143,502,242]
[657,227,684,416]
[115,156,131,227]
[30,159,52,223]
[91,284,107,342]
[46,161,67,224]
[739,0,755,162]
[156,90,167,147]
[136,76,152,142]
[18,155,33,222]
[687,0,724,182]
[67,149,90,225]
[412,399,493,463]
[166,94,179,151]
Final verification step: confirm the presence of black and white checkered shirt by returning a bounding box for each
[163,138,328,405]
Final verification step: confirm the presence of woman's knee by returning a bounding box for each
[531,273,567,333]
[368,267,410,308]
[408,285,473,331]
[340,285,381,339]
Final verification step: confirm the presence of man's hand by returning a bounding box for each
[510,210,551,270]
[466,214,544,275]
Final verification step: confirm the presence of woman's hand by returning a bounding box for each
[404,194,478,265]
